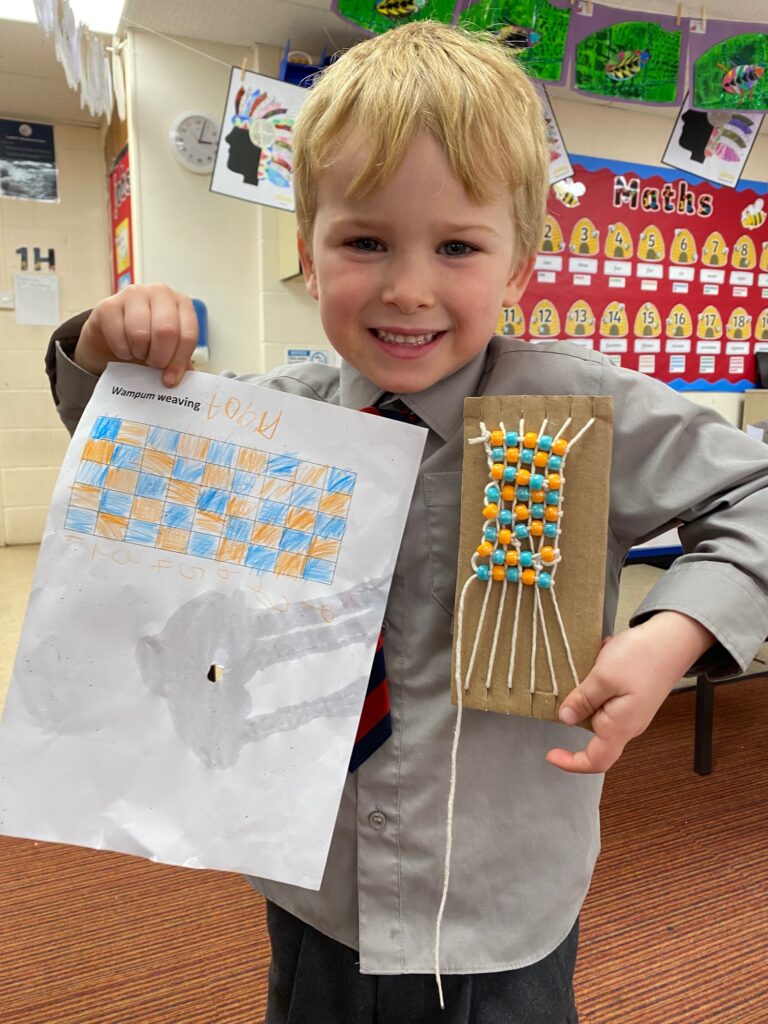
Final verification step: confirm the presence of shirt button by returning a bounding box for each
[381,618,390,635]
[368,811,387,830]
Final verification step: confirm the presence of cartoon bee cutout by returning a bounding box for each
[718,62,766,104]
[634,302,662,338]
[605,49,650,82]
[756,308,768,342]
[741,199,766,231]
[497,304,526,337]
[494,23,541,50]
[760,242,768,273]
[539,215,564,253]
[375,0,426,19]
[725,307,753,341]
[637,225,665,262]
[600,301,629,337]
[702,231,729,267]
[529,300,561,338]
[665,304,693,338]
[565,300,596,337]
[552,178,586,208]
[569,217,599,256]
[696,305,724,340]
[731,234,757,270]
[670,228,698,265]
[604,222,633,260]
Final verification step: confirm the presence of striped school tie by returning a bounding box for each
[348,400,418,773]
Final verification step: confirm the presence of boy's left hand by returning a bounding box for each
[546,611,715,775]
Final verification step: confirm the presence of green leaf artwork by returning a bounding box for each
[575,20,682,103]
[333,0,456,35]
[457,0,572,82]
[693,34,768,112]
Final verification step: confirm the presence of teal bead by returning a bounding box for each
[484,526,498,542]
[537,571,552,589]
[520,550,533,568]
[547,455,562,471]
[515,523,529,540]
[492,549,505,565]
[486,485,500,503]
[531,503,545,519]
[476,565,490,581]
[543,522,557,538]
[520,449,534,465]
[538,435,553,452]
[530,473,545,490]
[503,466,517,483]
[516,486,530,501]
[505,431,518,447]
[545,491,560,505]
[491,446,504,462]
[499,509,513,525]
[506,566,519,583]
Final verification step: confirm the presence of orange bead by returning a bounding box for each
[515,504,529,521]
[498,528,512,545]
[501,485,515,502]
[523,432,538,448]
[552,438,568,456]
[531,490,545,503]
[505,447,520,464]
[533,451,549,468]
[545,507,559,522]
[492,565,506,581]
[546,473,562,490]
[516,468,531,486]
[521,568,536,586]
[483,503,499,519]
[491,463,504,480]
[541,545,556,563]
[490,430,504,447]
[530,521,543,537]
[477,541,494,557]
[505,549,519,566]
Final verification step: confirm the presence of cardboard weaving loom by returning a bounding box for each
[451,395,614,723]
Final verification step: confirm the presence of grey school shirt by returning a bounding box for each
[48,324,768,976]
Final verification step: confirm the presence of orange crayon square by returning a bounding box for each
[237,448,267,473]
[319,492,351,517]
[217,538,248,564]
[193,509,225,535]
[227,495,259,519]
[251,523,282,548]
[261,478,293,502]
[95,513,128,540]
[70,483,102,511]
[116,421,149,445]
[157,526,190,552]
[276,551,307,578]
[132,497,164,523]
[105,467,139,494]
[167,480,200,506]
[287,507,316,532]
[177,433,210,461]
[82,439,115,464]
[296,462,328,487]
[309,537,341,560]
[202,463,233,489]
[141,449,175,476]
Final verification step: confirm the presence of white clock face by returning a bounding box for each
[169,114,220,173]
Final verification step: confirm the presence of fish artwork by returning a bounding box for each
[375,0,426,19]
[718,63,765,104]
[605,49,650,82]
[495,24,541,50]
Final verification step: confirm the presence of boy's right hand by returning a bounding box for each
[75,284,199,388]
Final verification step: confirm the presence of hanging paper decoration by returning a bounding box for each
[567,3,686,106]
[331,0,455,36]
[533,82,573,183]
[35,0,114,120]
[663,93,764,189]
[688,20,768,113]
[456,0,572,84]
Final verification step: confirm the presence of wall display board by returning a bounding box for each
[108,147,133,292]
[689,19,768,113]
[500,155,768,391]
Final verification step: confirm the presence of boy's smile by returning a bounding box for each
[298,132,533,394]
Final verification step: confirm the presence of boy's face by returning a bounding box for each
[298,132,533,394]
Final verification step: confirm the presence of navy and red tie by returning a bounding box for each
[348,401,418,773]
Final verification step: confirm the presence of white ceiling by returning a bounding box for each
[0,0,766,127]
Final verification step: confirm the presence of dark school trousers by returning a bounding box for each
[264,901,580,1024]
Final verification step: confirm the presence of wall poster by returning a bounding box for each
[109,146,133,293]
[0,119,58,202]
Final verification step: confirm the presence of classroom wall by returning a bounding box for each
[0,123,111,545]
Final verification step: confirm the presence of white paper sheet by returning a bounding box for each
[0,365,426,889]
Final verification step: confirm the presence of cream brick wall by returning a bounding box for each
[0,123,110,545]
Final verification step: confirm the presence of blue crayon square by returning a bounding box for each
[171,456,205,483]
[125,520,159,546]
[163,503,195,530]
[244,545,279,572]
[266,454,299,479]
[304,558,335,584]
[188,532,219,558]
[232,470,260,495]
[279,529,312,554]
[136,472,169,499]
[198,487,229,514]
[147,426,180,454]
[208,440,236,468]
[65,507,98,534]
[91,416,121,441]
[327,467,356,495]
[291,484,321,510]
[110,443,143,470]
[315,513,346,540]
[224,516,252,542]
[100,489,134,517]
[257,500,288,527]
[76,461,108,487]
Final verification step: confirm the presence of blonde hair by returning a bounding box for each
[292,20,549,267]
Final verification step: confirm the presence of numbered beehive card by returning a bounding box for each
[452,395,613,723]
[0,364,426,889]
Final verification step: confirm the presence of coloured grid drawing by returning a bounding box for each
[64,416,357,585]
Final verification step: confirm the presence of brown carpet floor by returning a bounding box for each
[1,679,766,1024]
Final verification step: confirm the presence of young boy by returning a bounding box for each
[46,21,768,1024]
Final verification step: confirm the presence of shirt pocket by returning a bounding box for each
[423,471,463,615]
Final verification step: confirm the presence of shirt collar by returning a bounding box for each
[339,349,489,442]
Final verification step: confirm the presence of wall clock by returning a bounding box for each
[168,112,220,173]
